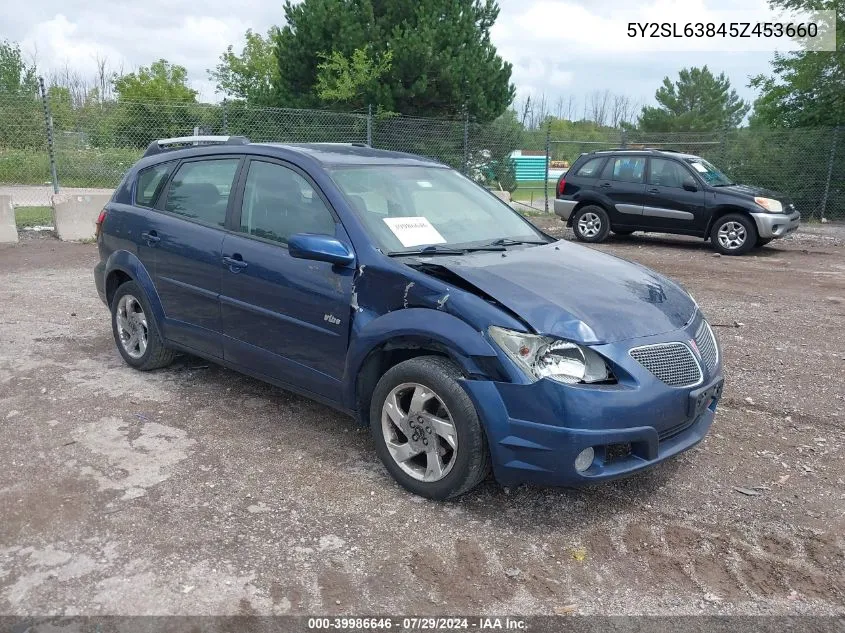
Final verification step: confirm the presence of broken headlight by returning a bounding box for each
[488,326,611,384]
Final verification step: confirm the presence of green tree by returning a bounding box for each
[316,48,392,108]
[271,0,514,122]
[110,60,198,148]
[749,0,844,127]
[113,59,197,102]
[209,29,279,106]
[639,66,750,132]
[0,39,37,96]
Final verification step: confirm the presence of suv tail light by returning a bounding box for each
[95,208,107,240]
[557,177,566,197]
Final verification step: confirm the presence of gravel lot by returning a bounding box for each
[1,223,843,617]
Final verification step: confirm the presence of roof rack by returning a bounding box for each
[143,135,250,158]
[591,147,682,154]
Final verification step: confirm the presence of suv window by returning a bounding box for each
[603,156,645,184]
[648,158,692,188]
[135,162,174,208]
[164,158,240,227]
[239,160,335,243]
[575,157,605,177]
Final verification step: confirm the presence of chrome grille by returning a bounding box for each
[694,320,719,373]
[629,343,702,387]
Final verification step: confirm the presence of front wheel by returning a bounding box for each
[572,205,610,243]
[369,356,490,500]
[710,213,757,256]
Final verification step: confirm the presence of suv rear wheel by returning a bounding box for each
[711,213,757,256]
[572,205,610,243]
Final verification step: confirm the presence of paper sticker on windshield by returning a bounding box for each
[691,162,708,173]
[383,217,447,247]
[416,181,433,188]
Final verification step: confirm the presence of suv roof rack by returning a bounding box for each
[143,135,250,158]
[592,147,683,154]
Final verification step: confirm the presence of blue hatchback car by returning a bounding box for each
[94,136,724,499]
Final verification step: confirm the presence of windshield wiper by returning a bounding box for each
[711,182,736,187]
[468,237,550,250]
[388,245,467,257]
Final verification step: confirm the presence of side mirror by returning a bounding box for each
[683,178,699,192]
[288,233,355,267]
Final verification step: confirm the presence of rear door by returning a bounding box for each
[597,155,647,225]
[219,157,354,401]
[150,156,243,357]
[640,158,707,235]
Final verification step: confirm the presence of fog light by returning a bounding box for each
[574,447,594,472]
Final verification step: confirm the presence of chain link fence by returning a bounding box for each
[0,85,843,222]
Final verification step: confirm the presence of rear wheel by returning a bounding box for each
[111,281,176,370]
[572,205,610,243]
[710,213,757,256]
[369,356,490,500]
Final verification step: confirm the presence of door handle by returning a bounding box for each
[647,188,660,194]
[222,255,248,272]
[598,182,612,188]
[141,231,160,245]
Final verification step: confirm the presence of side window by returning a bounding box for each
[135,162,173,208]
[164,158,240,227]
[239,160,335,244]
[648,159,691,188]
[603,157,646,184]
[575,157,605,177]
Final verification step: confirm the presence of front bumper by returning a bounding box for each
[461,317,723,487]
[750,210,800,239]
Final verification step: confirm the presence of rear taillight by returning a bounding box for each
[95,208,107,239]
[557,177,566,196]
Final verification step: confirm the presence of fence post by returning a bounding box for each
[719,125,729,164]
[38,76,59,194]
[820,127,839,221]
[544,119,551,213]
[367,104,373,147]
[462,104,470,175]
[222,99,229,135]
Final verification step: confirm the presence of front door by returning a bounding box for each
[219,158,354,401]
[640,158,707,235]
[597,155,647,226]
[151,156,243,357]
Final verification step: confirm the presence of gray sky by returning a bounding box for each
[8,0,781,115]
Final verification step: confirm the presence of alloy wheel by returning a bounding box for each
[717,221,747,250]
[381,382,458,482]
[116,294,149,359]
[578,212,601,238]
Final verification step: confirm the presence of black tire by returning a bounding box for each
[369,356,490,500]
[111,280,176,371]
[755,237,773,248]
[572,205,611,243]
[612,229,635,236]
[710,213,758,256]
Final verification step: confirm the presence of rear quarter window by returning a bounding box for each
[135,162,174,208]
[574,157,606,177]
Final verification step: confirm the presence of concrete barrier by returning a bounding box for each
[52,192,113,241]
[0,195,18,243]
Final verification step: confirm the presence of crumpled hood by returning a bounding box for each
[433,241,696,344]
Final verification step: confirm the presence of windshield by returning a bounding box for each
[328,165,548,253]
[685,158,734,186]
